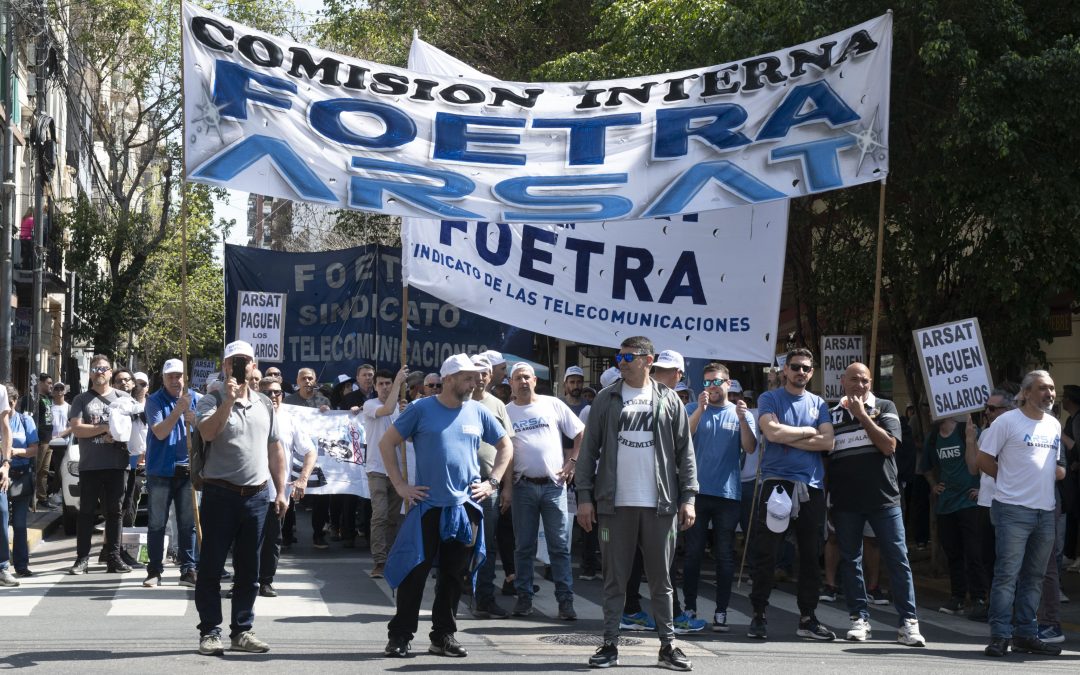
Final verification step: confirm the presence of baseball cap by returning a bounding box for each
[224,340,255,360]
[564,365,584,380]
[162,359,184,375]
[52,381,67,391]
[133,372,149,385]
[674,381,689,392]
[471,354,492,371]
[599,367,621,389]
[336,373,353,384]
[480,349,506,366]
[728,379,743,394]
[511,362,534,377]
[766,485,793,533]
[653,350,684,371]
[441,353,486,377]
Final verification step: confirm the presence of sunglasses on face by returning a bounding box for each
[703,378,728,388]
[91,366,111,374]
[266,389,283,397]
[985,404,1005,413]
[425,383,442,389]
[615,352,649,364]
[788,363,813,373]
[116,377,132,383]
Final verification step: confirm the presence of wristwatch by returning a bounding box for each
[488,477,500,490]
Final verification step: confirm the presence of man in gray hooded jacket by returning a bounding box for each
[576,335,698,671]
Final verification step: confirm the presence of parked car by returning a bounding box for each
[59,439,147,535]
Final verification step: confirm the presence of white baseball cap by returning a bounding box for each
[224,340,254,360]
[728,379,743,393]
[599,367,621,389]
[511,361,535,377]
[481,349,505,366]
[441,353,487,377]
[653,350,684,371]
[766,484,793,533]
[564,365,584,380]
[470,354,492,372]
[133,372,149,385]
[162,359,184,375]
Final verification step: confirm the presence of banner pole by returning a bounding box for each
[868,178,887,371]
[178,2,202,548]
[399,283,410,512]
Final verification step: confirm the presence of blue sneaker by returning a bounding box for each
[1038,624,1065,644]
[673,611,707,634]
[620,611,656,631]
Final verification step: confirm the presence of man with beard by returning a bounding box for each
[978,370,1065,657]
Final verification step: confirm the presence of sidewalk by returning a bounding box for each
[25,507,63,551]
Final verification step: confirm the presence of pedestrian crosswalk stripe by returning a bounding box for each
[0,573,63,616]
[256,568,331,617]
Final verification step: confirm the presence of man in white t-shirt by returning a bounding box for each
[576,336,698,671]
[506,362,584,621]
[977,370,1064,658]
[363,366,408,579]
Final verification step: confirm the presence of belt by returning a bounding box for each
[520,475,552,485]
[203,478,267,496]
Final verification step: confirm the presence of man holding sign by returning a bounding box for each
[977,370,1064,658]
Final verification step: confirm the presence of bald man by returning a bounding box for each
[828,363,924,647]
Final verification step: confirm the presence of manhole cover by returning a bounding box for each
[539,634,644,647]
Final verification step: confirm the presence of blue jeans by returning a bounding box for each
[194,483,269,637]
[0,490,8,570]
[988,500,1055,639]
[684,494,741,614]
[9,491,31,571]
[512,479,573,602]
[475,488,500,604]
[834,505,917,624]
[147,474,197,575]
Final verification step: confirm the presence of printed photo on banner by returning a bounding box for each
[821,335,864,401]
[401,203,787,362]
[182,3,891,223]
[912,317,993,420]
[287,405,371,498]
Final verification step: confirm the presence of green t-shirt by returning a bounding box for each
[920,424,979,514]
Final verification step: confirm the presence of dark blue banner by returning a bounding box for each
[224,244,534,383]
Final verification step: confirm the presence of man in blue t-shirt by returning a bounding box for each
[748,348,836,641]
[378,354,512,660]
[684,362,757,632]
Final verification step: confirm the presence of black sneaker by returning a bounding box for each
[748,614,768,639]
[68,557,89,575]
[867,586,889,605]
[558,598,577,621]
[658,644,692,671]
[119,549,145,570]
[14,568,34,578]
[471,599,509,618]
[428,634,467,657]
[1011,636,1062,656]
[968,599,989,623]
[179,570,197,587]
[939,597,964,615]
[259,583,277,597]
[512,594,533,617]
[588,641,619,668]
[819,585,838,602]
[984,637,1009,657]
[106,558,132,574]
[502,579,516,596]
[313,534,329,550]
[797,615,836,641]
[384,635,411,658]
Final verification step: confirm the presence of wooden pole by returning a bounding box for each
[868,179,887,371]
[178,5,201,547]
[399,283,410,512]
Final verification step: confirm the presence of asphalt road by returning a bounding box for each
[3,514,1079,673]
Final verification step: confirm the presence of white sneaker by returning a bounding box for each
[0,570,20,587]
[897,618,926,647]
[846,617,871,641]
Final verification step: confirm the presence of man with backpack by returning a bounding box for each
[193,341,288,657]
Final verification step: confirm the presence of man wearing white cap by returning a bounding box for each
[143,358,199,588]
[562,366,588,416]
[379,354,513,659]
[506,362,585,620]
[482,350,508,390]
[193,340,288,656]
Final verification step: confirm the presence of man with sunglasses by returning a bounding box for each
[748,347,836,641]
[576,336,697,671]
[423,373,443,394]
[684,362,757,633]
[143,359,199,588]
[67,355,134,574]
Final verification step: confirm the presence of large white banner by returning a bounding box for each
[288,406,370,498]
[912,318,994,421]
[401,202,788,362]
[182,4,891,222]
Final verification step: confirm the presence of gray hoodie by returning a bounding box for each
[576,377,698,516]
